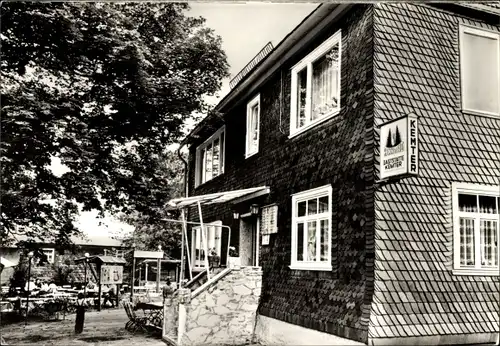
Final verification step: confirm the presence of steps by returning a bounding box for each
[184,267,225,292]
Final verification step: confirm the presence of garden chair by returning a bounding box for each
[123,300,148,333]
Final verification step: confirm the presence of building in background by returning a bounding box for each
[0,235,127,286]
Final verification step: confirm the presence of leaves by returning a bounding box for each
[1,2,229,244]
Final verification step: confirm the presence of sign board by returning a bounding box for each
[260,205,278,235]
[133,250,163,259]
[380,113,419,180]
[101,265,123,285]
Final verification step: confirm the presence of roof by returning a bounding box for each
[182,2,500,148]
[71,235,124,247]
[166,186,270,210]
[5,234,124,248]
[74,255,127,265]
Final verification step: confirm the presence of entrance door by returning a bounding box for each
[239,216,259,266]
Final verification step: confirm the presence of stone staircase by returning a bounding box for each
[162,266,263,346]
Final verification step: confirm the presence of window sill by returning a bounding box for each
[245,151,258,159]
[462,108,500,119]
[289,264,332,271]
[452,268,499,276]
[195,173,224,190]
[289,109,340,139]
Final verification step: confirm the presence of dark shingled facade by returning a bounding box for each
[184,3,499,345]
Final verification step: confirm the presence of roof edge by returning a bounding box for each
[183,3,352,146]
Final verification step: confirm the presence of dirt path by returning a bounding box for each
[0,309,165,345]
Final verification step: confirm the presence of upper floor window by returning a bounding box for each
[452,182,499,275]
[290,185,332,271]
[460,25,500,117]
[290,30,342,137]
[42,248,55,264]
[245,94,260,158]
[195,126,225,186]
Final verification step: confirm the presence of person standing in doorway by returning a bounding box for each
[75,293,86,334]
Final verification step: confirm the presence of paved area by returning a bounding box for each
[0,309,165,345]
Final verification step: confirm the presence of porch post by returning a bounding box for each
[181,209,193,282]
[197,201,210,280]
[180,209,185,288]
[156,258,161,293]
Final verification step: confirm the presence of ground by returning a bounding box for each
[0,309,166,346]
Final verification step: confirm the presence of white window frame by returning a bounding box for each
[290,185,332,271]
[191,221,222,268]
[452,182,499,275]
[290,30,342,138]
[42,248,55,264]
[195,126,225,186]
[459,25,500,118]
[245,94,260,158]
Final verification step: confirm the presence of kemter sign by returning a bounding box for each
[380,113,419,180]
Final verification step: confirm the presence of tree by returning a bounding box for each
[1,3,229,245]
[116,150,185,259]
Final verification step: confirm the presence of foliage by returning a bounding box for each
[1,2,229,244]
[117,150,184,261]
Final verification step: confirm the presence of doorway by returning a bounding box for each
[239,215,259,267]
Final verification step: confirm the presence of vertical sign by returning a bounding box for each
[380,113,418,180]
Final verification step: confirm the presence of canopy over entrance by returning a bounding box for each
[164,186,270,288]
[166,186,270,210]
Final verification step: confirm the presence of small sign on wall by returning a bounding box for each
[261,234,270,246]
[260,205,278,234]
[379,113,419,180]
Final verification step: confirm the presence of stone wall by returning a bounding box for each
[179,266,262,346]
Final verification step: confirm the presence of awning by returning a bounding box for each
[166,186,270,210]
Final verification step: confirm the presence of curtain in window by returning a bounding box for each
[212,139,220,177]
[480,220,498,266]
[312,44,339,120]
[460,218,475,266]
[248,104,259,153]
[297,68,307,128]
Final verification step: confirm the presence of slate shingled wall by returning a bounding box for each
[186,5,375,343]
[370,3,500,342]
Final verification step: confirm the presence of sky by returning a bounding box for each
[80,2,318,238]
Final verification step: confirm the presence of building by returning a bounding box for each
[0,235,127,285]
[172,3,500,345]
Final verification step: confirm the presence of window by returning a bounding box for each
[191,221,222,268]
[460,25,500,117]
[290,30,342,137]
[245,94,260,158]
[291,185,332,270]
[42,248,55,264]
[195,127,225,186]
[452,183,499,275]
